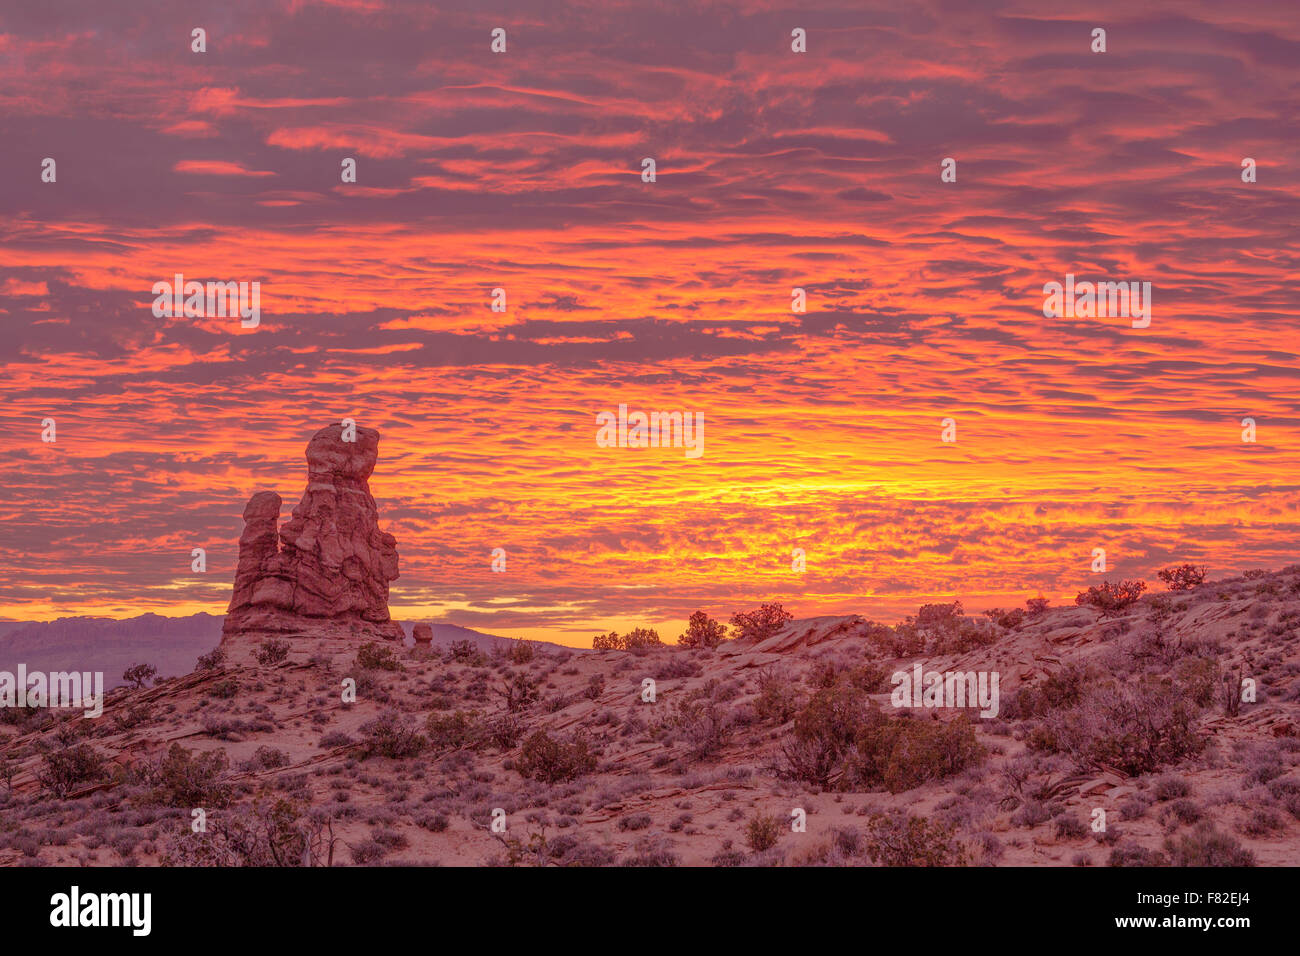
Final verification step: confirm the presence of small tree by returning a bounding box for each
[196,648,226,670]
[1025,597,1051,618]
[1157,564,1207,591]
[516,731,597,783]
[677,611,729,649]
[592,632,621,651]
[153,743,231,807]
[1075,580,1147,616]
[623,627,662,650]
[122,663,157,689]
[730,603,793,642]
[594,628,662,651]
[37,743,105,798]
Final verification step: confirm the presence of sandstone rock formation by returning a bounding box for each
[412,623,433,647]
[720,614,869,655]
[223,423,404,642]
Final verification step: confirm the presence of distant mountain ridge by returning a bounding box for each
[0,614,570,689]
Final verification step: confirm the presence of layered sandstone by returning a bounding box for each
[223,423,404,642]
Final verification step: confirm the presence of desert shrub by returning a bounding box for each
[113,704,151,731]
[417,812,450,833]
[623,628,662,651]
[677,611,729,649]
[152,744,231,806]
[665,681,733,758]
[356,642,400,671]
[1158,564,1207,591]
[1053,814,1088,839]
[744,813,782,852]
[1117,793,1154,820]
[620,834,680,867]
[499,672,541,713]
[357,711,425,759]
[515,731,597,784]
[583,674,606,701]
[196,648,226,671]
[711,847,748,867]
[850,714,985,793]
[779,678,981,792]
[862,812,965,866]
[487,714,525,751]
[892,602,998,655]
[618,813,652,832]
[371,826,408,851]
[1173,657,1219,708]
[1025,597,1051,618]
[730,603,793,643]
[122,663,157,689]
[505,640,535,664]
[255,639,290,666]
[655,657,702,681]
[1034,675,1202,775]
[984,607,1025,629]
[1010,664,1088,719]
[1152,775,1190,801]
[548,833,616,866]
[240,746,289,773]
[1107,842,1168,866]
[1220,663,1248,717]
[1164,824,1255,866]
[1075,580,1147,616]
[37,743,106,798]
[1242,808,1286,836]
[425,710,485,751]
[209,678,239,699]
[349,840,388,864]
[755,667,802,724]
[448,640,487,666]
[1160,799,1202,826]
[160,798,314,866]
[1010,801,1051,828]
[1267,777,1300,820]
[810,661,889,693]
[592,628,662,651]
[832,826,863,857]
[0,704,46,732]
[780,681,872,788]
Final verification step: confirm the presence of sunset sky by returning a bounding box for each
[2,0,1298,646]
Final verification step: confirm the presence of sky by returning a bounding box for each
[1,0,1298,646]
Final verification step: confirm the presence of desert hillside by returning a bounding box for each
[2,565,1298,866]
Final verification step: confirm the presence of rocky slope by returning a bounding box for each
[2,566,1298,867]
